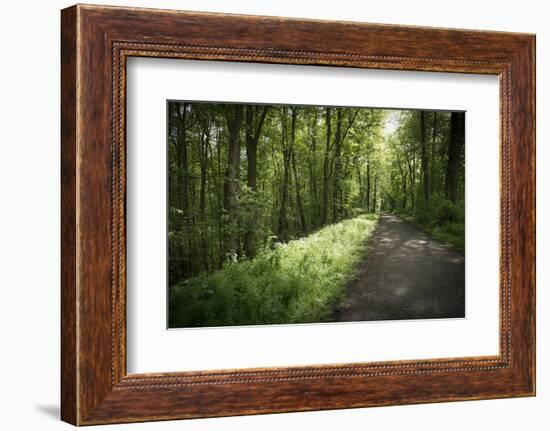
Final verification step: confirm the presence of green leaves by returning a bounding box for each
[169,214,378,328]
[166,101,465,327]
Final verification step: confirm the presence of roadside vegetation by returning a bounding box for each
[169,214,378,328]
[399,198,465,252]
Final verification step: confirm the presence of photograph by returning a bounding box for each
[51,2,536,426]
[167,101,466,328]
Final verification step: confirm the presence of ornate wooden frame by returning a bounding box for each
[61,4,535,425]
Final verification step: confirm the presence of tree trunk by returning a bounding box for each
[445,112,465,203]
[173,103,190,278]
[332,109,343,223]
[245,105,268,191]
[198,125,210,272]
[322,107,331,225]
[407,155,415,209]
[278,107,291,241]
[223,105,243,259]
[420,111,430,204]
[292,150,307,233]
[366,160,371,212]
[289,108,307,234]
[430,112,438,194]
[244,105,268,258]
[397,157,407,210]
[402,171,408,210]
[308,111,320,225]
[215,130,223,269]
[356,161,363,205]
[373,175,378,212]
[245,106,258,191]
[175,103,189,216]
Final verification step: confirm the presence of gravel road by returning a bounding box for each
[334,213,465,322]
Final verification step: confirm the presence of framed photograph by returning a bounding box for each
[61,4,535,425]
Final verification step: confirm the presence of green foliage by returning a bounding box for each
[401,196,465,251]
[167,101,465,327]
[435,199,462,225]
[414,197,462,225]
[380,109,465,252]
[430,222,465,250]
[169,214,378,327]
[168,102,386,284]
[382,110,462,214]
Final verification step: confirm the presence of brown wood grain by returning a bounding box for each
[61,4,535,425]
[60,5,78,425]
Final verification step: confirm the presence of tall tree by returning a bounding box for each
[372,174,378,212]
[420,111,430,203]
[307,110,321,225]
[445,112,465,203]
[171,102,191,278]
[395,152,408,210]
[174,103,189,215]
[332,109,343,222]
[245,105,269,191]
[366,158,371,212]
[331,109,360,221]
[278,107,291,241]
[289,107,307,234]
[243,105,269,257]
[223,105,244,259]
[322,107,332,225]
[406,145,416,209]
[196,107,212,271]
[430,112,438,195]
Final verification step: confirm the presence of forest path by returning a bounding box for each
[334,213,465,322]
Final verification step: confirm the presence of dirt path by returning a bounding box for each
[334,213,465,322]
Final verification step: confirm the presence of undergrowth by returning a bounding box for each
[399,198,465,251]
[169,214,378,328]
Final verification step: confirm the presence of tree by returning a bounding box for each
[332,109,343,222]
[306,109,321,226]
[445,112,465,203]
[243,105,269,258]
[223,105,244,259]
[278,107,292,241]
[366,158,371,212]
[331,108,360,222]
[420,111,430,203]
[290,107,308,234]
[430,112,438,195]
[322,107,332,225]
[174,103,189,215]
[170,102,192,279]
[195,106,213,271]
[245,105,269,191]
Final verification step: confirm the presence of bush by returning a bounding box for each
[435,199,460,226]
[432,222,465,250]
[413,198,461,226]
[169,214,378,328]
[414,205,432,225]
[404,197,464,252]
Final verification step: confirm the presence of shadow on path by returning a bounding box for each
[334,213,465,322]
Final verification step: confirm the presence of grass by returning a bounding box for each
[399,214,464,252]
[169,214,379,328]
